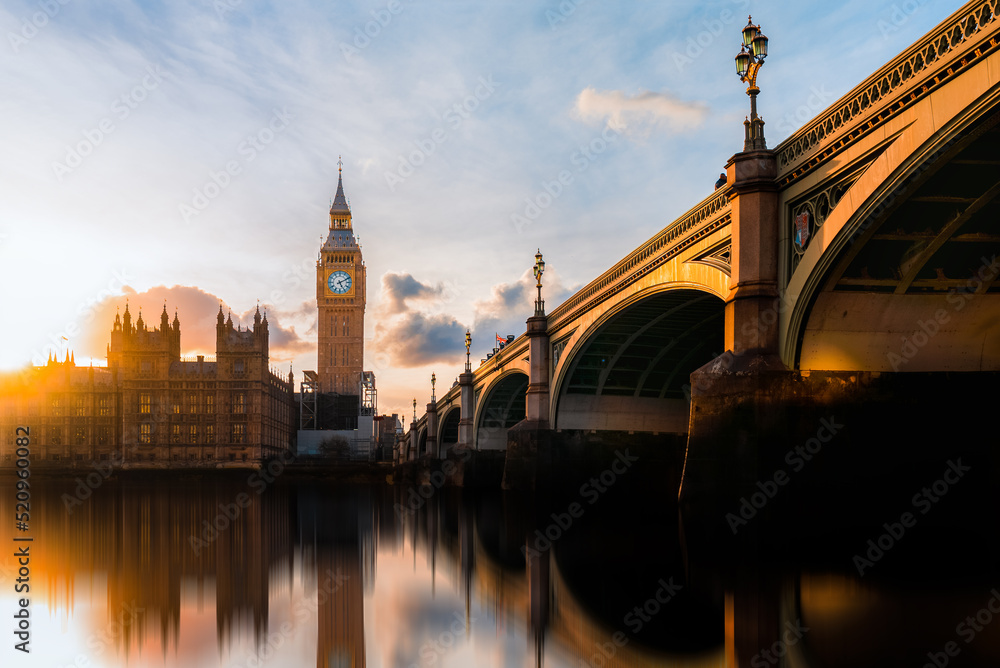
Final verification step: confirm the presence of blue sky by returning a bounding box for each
[0,0,959,414]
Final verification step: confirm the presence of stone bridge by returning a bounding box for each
[402,0,1000,491]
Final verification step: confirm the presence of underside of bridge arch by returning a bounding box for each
[555,290,725,433]
[798,106,1000,371]
[417,427,427,457]
[439,407,460,455]
[477,372,528,450]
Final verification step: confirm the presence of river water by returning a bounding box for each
[0,470,998,667]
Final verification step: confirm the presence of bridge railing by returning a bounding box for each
[547,185,732,329]
[455,185,732,390]
[776,0,1000,176]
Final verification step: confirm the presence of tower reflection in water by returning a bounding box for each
[3,477,998,667]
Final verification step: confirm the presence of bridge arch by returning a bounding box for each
[417,426,427,457]
[551,286,725,432]
[438,406,461,456]
[474,370,528,450]
[786,92,1000,371]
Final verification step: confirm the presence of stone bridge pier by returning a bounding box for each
[724,149,779,360]
[503,313,551,490]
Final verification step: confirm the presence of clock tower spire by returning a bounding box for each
[317,158,367,394]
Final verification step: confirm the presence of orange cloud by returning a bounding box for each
[79,285,311,363]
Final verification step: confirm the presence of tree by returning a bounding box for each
[319,435,351,460]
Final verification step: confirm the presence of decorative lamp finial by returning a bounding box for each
[735,16,769,151]
[465,329,472,372]
[533,250,546,316]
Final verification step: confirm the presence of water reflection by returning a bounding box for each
[1,474,998,666]
[0,475,724,667]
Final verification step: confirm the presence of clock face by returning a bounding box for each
[328,270,352,294]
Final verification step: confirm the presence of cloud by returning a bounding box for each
[470,268,577,356]
[379,272,459,315]
[78,284,311,364]
[574,87,708,137]
[471,269,537,338]
[372,271,469,367]
[371,267,580,369]
[373,312,466,368]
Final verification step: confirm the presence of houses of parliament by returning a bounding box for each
[0,167,367,467]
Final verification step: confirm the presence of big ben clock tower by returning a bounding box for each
[317,161,367,394]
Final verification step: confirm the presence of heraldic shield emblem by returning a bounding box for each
[794,211,810,249]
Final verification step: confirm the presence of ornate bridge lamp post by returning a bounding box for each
[426,374,439,457]
[721,14,779,359]
[533,249,546,316]
[458,330,475,452]
[465,330,472,372]
[735,16,769,151]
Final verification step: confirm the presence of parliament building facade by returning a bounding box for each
[0,168,372,468]
[0,302,296,468]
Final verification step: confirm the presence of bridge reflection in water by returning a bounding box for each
[2,474,1000,667]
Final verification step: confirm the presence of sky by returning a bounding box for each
[0,0,960,416]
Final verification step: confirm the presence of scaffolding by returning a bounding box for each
[300,370,319,430]
[360,371,376,417]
